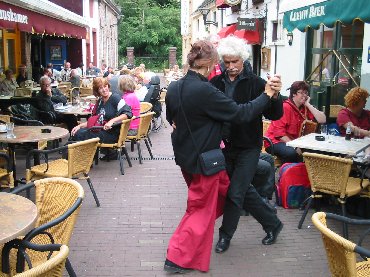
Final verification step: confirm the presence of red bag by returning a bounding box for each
[276,163,311,209]
[87,115,103,128]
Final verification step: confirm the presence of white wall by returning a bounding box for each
[361,24,370,109]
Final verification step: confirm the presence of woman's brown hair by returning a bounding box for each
[187,40,218,69]
[92,77,110,97]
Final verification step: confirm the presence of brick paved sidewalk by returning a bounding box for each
[64,121,336,277]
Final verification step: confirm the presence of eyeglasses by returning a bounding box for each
[297,90,309,96]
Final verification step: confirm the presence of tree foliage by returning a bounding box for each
[117,0,181,66]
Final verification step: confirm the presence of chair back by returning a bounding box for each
[140,102,153,114]
[58,82,72,90]
[303,152,352,197]
[26,177,83,263]
[311,212,358,276]
[262,119,270,136]
[116,119,132,147]
[322,105,345,118]
[136,112,155,139]
[67,138,99,177]
[79,87,93,97]
[13,245,69,277]
[14,88,32,97]
[0,114,11,123]
[159,88,167,103]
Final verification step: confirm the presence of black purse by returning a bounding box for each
[177,81,225,176]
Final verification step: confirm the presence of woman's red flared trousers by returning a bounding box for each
[166,169,230,272]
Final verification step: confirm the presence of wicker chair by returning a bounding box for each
[127,112,155,164]
[95,119,132,175]
[299,152,370,238]
[311,212,370,277]
[14,88,32,98]
[0,152,14,189]
[322,105,345,118]
[1,177,83,276]
[13,244,69,277]
[79,87,93,98]
[140,102,153,114]
[25,138,100,207]
[262,119,282,168]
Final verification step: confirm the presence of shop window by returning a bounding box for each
[307,20,364,109]
[272,20,283,42]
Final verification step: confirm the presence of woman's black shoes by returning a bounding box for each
[164,259,191,274]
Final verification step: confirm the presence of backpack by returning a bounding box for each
[276,162,311,209]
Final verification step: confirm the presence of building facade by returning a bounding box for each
[181,0,370,110]
[0,0,120,82]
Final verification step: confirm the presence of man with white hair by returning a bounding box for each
[60,62,72,81]
[210,35,284,252]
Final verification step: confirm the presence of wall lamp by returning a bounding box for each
[287,32,293,46]
[198,7,218,27]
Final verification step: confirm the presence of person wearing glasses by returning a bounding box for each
[264,81,326,163]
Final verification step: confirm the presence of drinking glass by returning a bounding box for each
[320,124,327,136]
[6,122,16,139]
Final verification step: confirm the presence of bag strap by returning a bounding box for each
[286,99,307,120]
[177,81,201,157]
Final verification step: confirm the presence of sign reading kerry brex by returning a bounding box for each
[283,0,370,32]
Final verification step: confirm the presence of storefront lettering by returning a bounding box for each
[0,8,28,24]
[290,5,325,22]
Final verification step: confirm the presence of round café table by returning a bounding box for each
[0,126,69,184]
[0,192,38,244]
[55,105,92,117]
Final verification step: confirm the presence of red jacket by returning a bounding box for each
[265,99,314,146]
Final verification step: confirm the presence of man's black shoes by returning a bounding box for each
[215,237,231,253]
[164,259,191,274]
[262,221,283,245]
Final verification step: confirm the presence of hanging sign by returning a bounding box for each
[237,18,257,31]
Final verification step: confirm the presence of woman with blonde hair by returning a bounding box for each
[119,75,140,135]
[337,87,370,137]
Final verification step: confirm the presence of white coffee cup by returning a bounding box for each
[0,124,6,132]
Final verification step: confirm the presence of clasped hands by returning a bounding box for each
[265,74,282,99]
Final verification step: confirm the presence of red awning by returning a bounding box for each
[218,24,237,38]
[0,2,86,38]
[216,0,231,8]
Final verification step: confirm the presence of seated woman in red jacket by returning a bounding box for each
[265,81,326,163]
[337,87,370,138]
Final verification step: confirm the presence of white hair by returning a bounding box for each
[217,35,251,61]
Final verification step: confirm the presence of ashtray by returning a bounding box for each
[315,135,325,141]
[41,128,51,133]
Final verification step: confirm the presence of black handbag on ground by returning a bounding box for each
[177,81,225,176]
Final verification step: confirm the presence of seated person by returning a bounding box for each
[33,76,76,131]
[0,69,19,96]
[242,152,277,215]
[71,77,133,144]
[337,87,370,138]
[252,153,276,202]
[16,64,28,86]
[43,68,55,83]
[70,69,81,88]
[167,64,183,81]
[119,75,140,136]
[265,81,326,163]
